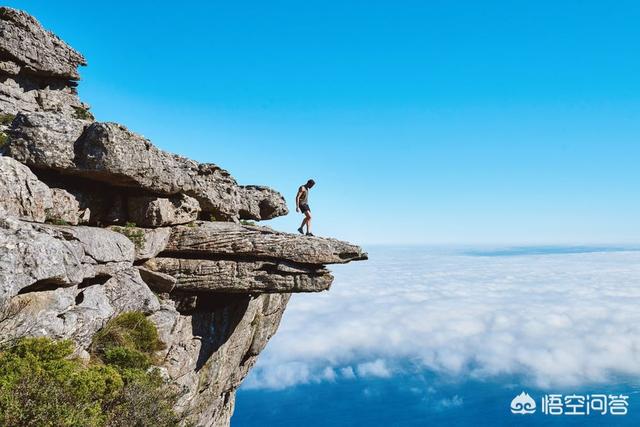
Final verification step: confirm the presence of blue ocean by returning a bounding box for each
[233,246,640,426]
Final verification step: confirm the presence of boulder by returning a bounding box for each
[0,155,52,222]
[132,227,172,261]
[128,193,201,227]
[50,188,85,225]
[3,112,88,170]
[237,185,289,221]
[73,122,287,221]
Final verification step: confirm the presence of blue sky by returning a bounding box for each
[8,1,640,244]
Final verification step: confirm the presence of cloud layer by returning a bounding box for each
[244,247,640,390]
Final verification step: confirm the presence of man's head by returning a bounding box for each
[306,179,316,189]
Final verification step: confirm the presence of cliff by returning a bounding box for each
[0,8,366,426]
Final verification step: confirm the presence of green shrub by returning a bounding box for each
[0,113,15,125]
[104,368,178,427]
[0,338,122,426]
[0,317,179,426]
[91,311,163,363]
[240,220,257,226]
[9,336,75,361]
[103,346,150,370]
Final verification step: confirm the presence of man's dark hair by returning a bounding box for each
[306,179,316,188]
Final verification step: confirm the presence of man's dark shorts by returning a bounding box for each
[299,203,310,214]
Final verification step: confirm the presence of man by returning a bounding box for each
[296,179,315,236]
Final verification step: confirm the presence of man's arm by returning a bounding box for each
[295,187,303,212]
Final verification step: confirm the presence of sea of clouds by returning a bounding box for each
[243,246,640,390]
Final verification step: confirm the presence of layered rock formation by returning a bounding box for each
[0,7,87,118]
[0,8,366,427]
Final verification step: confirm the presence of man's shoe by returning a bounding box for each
[297,227,304,234]
[306,232,314,237]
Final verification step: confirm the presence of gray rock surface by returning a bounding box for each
[0,75,88,117]
[0,215,134,304]
[50,187,85,225]
[0,8,89,116]
[128,193,201,227]
[143,257,333,293]
[150,293,290,427]
[132,226,172,261]
[165,221,368,265]
[0,155,52,222]
[3,112,88,169]
[4,114,288,221]
[0,268,159,348]
[0,7,85,79]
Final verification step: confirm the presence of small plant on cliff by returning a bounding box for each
[112,222,145,249]
[91,311,164,369]
[0,113,15,125]
[44,208,69,225]
[0,131,8,148]
[240,220,257,226]
[72,105,95,121]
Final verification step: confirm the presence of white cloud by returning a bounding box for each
[356,359,392,378]
[320,366,337,382]
[340,366,356,379]
[245,247,640,390]
[436,395,464,409]
[243,362,311,390]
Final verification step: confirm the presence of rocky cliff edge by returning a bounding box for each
[0,8,366,426]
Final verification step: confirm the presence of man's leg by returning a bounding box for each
[304,211,312,235]
[298,216,307,234]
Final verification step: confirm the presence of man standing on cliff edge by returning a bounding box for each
[296,179,315,236]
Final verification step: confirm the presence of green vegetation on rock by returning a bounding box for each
[91,311,164,369]
[72,106,94,121]
[0,312,178,426]
[45,209,69,226]
[0,113,15,125]
[112,222,145,249]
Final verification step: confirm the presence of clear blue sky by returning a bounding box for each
[8,1,640,244]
